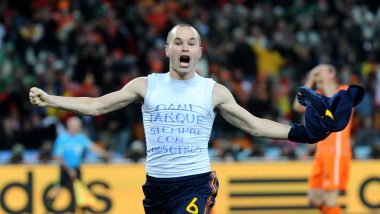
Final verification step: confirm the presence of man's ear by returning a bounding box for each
[165,44,169,57]
[198,46,203,58]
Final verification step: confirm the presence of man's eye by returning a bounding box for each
[189,43,195,46]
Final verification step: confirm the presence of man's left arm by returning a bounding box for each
[213,83,291,139]
[90,143,111,159]
[213,83,327,143]
[83,136,111,160]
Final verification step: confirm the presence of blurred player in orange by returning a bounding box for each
[293,64,353,214]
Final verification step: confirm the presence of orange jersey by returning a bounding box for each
[308,155,351,191]
[315,85,352,158]
[309,85,352,191]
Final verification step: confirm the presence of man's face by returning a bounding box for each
[315,65,335,89]
[165,26,202,74]
[67,117,82,134]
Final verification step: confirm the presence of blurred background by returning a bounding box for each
[1,0,379,163]
[0,0,380,213]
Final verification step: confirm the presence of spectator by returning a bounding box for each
[370,143,380,159]
[0,0,378,161]
[9,143,25,164]
[38,140,53,163]
[125,140,146,162]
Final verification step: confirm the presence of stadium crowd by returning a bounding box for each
[1,0,380,163]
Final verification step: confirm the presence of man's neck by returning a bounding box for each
[323,82,339,96]
[169,70,196,80]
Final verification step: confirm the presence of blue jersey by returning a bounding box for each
[53,132,92,169]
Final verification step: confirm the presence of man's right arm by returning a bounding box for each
[29,77,147,116]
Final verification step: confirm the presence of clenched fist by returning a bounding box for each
[29,87,50,107]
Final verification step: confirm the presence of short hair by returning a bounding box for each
[166,23,201,46]
[320,63,339,82]
[326,64,336,74]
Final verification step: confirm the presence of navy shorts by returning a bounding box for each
[142,171,219,214]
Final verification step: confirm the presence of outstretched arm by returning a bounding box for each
[213,83,329,143]
[90,144,112,160]
[213,83,291,139]
[29,77,147,116]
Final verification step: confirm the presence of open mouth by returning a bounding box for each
[179,55,190,68]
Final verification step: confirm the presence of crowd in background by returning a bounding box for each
[1,0,380,164]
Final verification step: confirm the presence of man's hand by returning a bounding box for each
[29,87,51,107]
[304,66,320,88]
[288,123,329,144]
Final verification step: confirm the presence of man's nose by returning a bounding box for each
[181,44,189,52]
